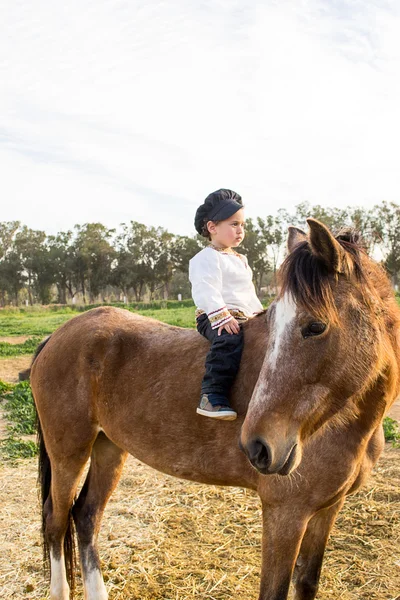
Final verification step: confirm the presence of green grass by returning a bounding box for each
[0,381,38,462]
[79,299,196,311]
[1,436,37,459]
[0,306,198,356]
[0,381,36,435]
[383,416,400,448]
[0,309,77,337]
[0,305,197,337]
[0,336,43,357]
[135,307,196,328]
[0,301,272,346]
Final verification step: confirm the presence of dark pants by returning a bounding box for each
[196,313,244,403]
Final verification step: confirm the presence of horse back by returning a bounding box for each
[31,306,260,489]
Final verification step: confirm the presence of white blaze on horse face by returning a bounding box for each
[49,550,70,600]
[268,293,297,371]
[83,567,108,600]
[248,293,298,416]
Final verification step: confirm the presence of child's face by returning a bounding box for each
[207,208,245,248]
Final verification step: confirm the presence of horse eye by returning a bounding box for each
[302,322,327,338]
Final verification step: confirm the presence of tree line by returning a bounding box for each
[1,200,400,306]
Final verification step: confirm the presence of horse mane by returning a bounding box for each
[278,228,372,323]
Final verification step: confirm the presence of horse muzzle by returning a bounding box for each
[240,436,301,476]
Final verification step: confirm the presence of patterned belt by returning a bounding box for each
[195,308,249,323]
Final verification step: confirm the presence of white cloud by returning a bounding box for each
[1,0,400,236]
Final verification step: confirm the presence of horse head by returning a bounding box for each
[240,218,399,476]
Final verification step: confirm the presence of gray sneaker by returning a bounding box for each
[196,394,237,420]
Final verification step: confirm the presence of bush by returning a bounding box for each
[0,381,38,461]
[0,305,78,316]
[383,416,400,447]
[0,436,37,460]
[0,380,13,394]
[78,299,195,312]
[1,381,36,434]
[0,336,42,358]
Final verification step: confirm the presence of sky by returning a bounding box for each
[1,0,400,237]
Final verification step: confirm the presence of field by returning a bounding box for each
[0,305,196,338]
[0,305,399,599]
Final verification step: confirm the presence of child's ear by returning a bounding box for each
[207,220,217,236]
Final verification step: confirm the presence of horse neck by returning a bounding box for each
[352,261,400,432]
[338,356,398,450]
[234,314,270,409]
[358,374,392,428]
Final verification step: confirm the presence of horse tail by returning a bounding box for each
[21,335,52,381]
[34,336,76,595]
[36,415,51,570]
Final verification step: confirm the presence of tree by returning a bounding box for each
[113,222,151,302]
[171,235,204,274]
[0,251,25,305]
[238,218,269,294]
[73,224,116,303]
[111,248,145,302]
[346,206,382,254]
[47,231,77,303]
[0,201,399,307]
[0,221,20,260]
[14,227,47,305]
[31,245,55,304]
[257,215,285,292]
[114,223,196,301]
[282,202,349,231]
[138,226,175,300]
[373,201,400,286]
[0,221,23,305]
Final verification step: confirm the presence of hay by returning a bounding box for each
[0,446,399,599]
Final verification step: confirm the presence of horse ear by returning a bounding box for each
[307,218,346,273]
[287,226,307,253]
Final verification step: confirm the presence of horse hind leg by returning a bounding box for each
[43,454,92,600]
[73,432,127,600]
[292,498,345,600]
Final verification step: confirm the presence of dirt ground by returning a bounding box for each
[0,336,30,344]
[0,356,32,383]
[0,359,399,599]
[389,401,400,422]
[0,447,399,600]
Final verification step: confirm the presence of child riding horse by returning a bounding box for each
[31,219,400,600]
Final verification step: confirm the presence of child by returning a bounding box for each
[189,188,264,420]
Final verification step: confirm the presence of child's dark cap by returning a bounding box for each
[194,189,244,236]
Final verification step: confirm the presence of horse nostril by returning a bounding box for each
[247,438,271,473]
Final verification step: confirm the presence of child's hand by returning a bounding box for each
[218,317,240,336]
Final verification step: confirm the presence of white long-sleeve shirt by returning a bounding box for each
[188,246,264,329]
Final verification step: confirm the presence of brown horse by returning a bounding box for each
[31,218,400,600]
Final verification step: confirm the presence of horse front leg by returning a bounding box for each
[292,499,345,600]
[258,502,308,600]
